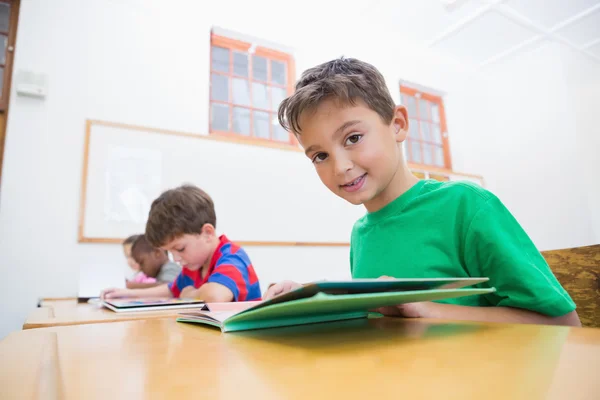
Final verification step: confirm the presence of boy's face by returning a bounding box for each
[161,227,217,271]
[298,99,409,212]
[122,244,140,272]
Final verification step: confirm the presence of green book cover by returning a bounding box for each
[177,278,495,332]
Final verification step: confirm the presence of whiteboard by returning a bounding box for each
[79,120,365,245]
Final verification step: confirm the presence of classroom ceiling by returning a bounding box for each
[364,0,600,67]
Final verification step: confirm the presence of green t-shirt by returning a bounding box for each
[350,179,575,317]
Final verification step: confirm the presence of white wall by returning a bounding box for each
[457,42,598,251]
[0,0,598,338]
[564,50,600,244]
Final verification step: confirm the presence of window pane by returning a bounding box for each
[434,145,445,167]
[410,140,422,163]
[253,111,270,139]
[0,4,9,32]
[211,103,229,131]
[0,36,6,64]
[211,46,229,73]
[433,124,442,144]
[271,60,286,85]
[409,118,419,139]
[272,117,289,142]
[232,78,250,106]
[430,173,449,182]
[233,52,248,77]
[253,56,267,81]
[252,82,268,110]
[271,87,287,112]
[233,107,250,136]
[423,143,433,165]
[431,103,440,123]
[405,96,417,117]
[422,122,432,142]
[418,99,429,120]
[211,73,228,101]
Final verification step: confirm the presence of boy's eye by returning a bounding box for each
[176,247,185,253]
[312,152,328,163]
[345,134,362,145]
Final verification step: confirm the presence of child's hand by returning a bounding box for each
[100,288,130,300]
[371,302,431,318]
[372,275,431,318]
[263,280,302,300]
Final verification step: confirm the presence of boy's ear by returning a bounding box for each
[201,223,216,236]
[392,105,409,143]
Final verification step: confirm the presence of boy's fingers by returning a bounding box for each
[263,285,278,300]
[264,281,294,300]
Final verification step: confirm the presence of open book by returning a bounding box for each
[177,277,495,332]
[102,298,205,313]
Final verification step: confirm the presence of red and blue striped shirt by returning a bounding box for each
[168,235,261,301]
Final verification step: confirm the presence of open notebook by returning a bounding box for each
[102,298,206,313]
[178,277,495,332]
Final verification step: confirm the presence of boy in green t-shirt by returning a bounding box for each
[265,57,580,327]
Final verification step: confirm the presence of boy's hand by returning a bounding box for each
[263,280,302,300]
[372,275,431,318]
[372,302,431,318]
[100,288,131,300]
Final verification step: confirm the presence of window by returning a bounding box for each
[0,0,19,184]
[400,85,451,170]
[0,0,17,111]
[209,32,295,145]
[411,170,449,181]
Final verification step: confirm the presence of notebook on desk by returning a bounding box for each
[178,277,495,332]
[102,298,206,313]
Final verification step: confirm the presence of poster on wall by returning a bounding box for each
[104,146,162,224]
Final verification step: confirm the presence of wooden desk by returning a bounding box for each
[3,317,600,399]
[23,299,184,329]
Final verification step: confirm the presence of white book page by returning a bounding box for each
[179,310,239,323]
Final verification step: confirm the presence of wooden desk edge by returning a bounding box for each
[22,312,180,330]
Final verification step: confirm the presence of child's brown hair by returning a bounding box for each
[122,234,141,246]
[145,184,217,248]
[130,234,168,277]
[278,57,396,135]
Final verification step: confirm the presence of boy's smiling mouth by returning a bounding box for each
[341,173,367,192]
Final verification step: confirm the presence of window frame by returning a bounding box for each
[0,0,19,112]
[209,32,296,147]
[400,85,452,171]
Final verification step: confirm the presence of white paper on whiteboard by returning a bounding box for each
[104,146,162,224]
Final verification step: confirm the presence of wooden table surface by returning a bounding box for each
[22,298,186,329]
[3,316,600,399]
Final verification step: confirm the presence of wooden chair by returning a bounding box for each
[541,244,600,328]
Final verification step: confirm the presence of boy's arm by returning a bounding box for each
[125,281,162,289]
[462,195,577,320]
[101,283,172,300]
[180,283,233,302]
[378,302,581,326]
[182,253,260,302]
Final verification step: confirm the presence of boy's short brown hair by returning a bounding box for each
[278,57,396,135]
[145,184,217,248]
